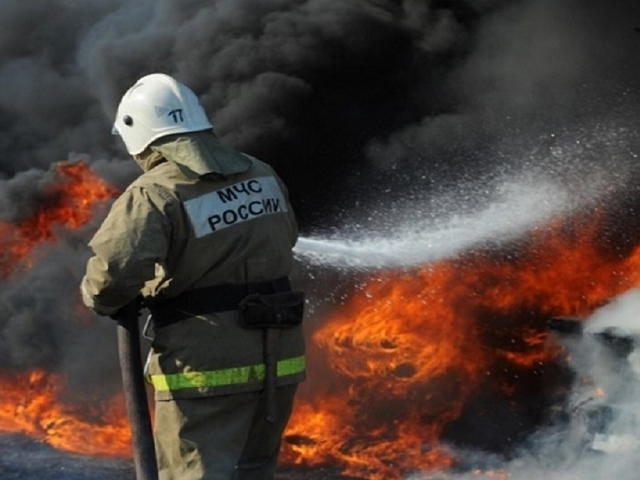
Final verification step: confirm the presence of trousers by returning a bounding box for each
[154,384,298,480]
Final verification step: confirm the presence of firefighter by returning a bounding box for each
[80,73,305,480]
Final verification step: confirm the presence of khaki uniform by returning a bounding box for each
[81,132,305,479]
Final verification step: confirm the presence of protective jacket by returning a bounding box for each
[81,131,305,400]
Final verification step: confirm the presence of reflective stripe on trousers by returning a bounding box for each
[150,355,305,392]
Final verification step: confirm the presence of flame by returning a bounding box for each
[0,161,118,277]
[1,160,640,478]
[282,212,640,478]
[0,160,127,457]
[0,370,131,457]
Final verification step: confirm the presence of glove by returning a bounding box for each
[109,296,145,324]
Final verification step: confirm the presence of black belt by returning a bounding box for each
[148,277,291,328]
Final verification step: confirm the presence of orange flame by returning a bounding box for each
[1,160,639,480]
[282,213,640,478]
[0,161,118,277]
[0,160,127,457]
[0,370,131,457]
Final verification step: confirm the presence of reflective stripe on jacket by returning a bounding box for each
[150,355,305,392]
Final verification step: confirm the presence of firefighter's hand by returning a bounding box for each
[109,297,144,324]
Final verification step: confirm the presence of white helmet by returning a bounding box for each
[113,73,213,155]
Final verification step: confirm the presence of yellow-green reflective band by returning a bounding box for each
[150,355,305,392]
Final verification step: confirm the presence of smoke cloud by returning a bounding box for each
[428,292,640,480]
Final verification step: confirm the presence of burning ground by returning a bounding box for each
[1,0,640,479]
[3,151,640,479]
[284,167,640,479]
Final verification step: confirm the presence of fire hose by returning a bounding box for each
[117,315,159,480]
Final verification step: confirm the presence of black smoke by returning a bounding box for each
[2,0,639,225]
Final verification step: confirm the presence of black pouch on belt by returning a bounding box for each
[238,291,305,329]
